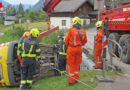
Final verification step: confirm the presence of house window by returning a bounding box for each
[83,20,87,25]
[62,20,66,26]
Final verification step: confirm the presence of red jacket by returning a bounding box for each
[65,27,87,47]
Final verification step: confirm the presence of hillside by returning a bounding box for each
[32,0,45,11]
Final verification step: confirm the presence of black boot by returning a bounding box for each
[26,83,32,90]
[20,84,27,90]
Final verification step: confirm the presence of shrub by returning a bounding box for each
[4,26,25,38]
[39,31,58,45]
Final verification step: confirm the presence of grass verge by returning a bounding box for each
[0,70,116,90]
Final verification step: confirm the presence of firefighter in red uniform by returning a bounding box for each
[94,21,103,69]
[65,17,87,85]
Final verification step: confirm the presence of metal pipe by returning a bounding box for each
[108,39,123,61]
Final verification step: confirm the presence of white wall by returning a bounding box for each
[50,17,72,30]
[81,19,90,25]
[4,21,15,26]
[50,17,90,30]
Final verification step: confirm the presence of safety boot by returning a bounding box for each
[26,83,33,90]
[20,84,27,90]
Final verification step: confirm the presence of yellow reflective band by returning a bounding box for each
[58,39,61,43]
[27,80,33,84]
[22,54,36,57]
[36,49,41,52]
[22,43,25,54]
[21,80,26,84]
[63,45,65,53]
[69,73,74,76]
[29,45,33,54]
[19,43,21,47]
[17,50,21,55]
[59,52,67,55]
[37,56,40,58]
[17,50,21,53]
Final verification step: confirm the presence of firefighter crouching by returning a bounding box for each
[17,32,30,65]
[65,17,87,85]
[94,21,103,69]
[19,28,41,90]
[57,35,67,72]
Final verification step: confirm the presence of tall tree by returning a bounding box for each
[6,5,16,16]
[17,3,24,17]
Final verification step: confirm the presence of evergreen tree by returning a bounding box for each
[17,3,24,17]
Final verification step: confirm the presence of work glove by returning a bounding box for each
[17,56,22,66]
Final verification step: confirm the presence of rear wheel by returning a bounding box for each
[118,35,130,63]
[108,33,120,57]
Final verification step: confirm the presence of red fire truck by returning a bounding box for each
[100,4,130,63]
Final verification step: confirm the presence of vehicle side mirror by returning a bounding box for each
[0,56,2,59]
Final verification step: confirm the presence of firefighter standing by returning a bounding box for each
[57,35,67,71]
[17,32,30,65]
[65,17,87,85]
[19,28,41,90]
[94,21,103,69]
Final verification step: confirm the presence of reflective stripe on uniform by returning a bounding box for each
[18,43,21,47]
[74,71,79,74]
[58,39,61,43]
[22,43,25,54]
[82,36,84,40]
[36,48,40,52]
[22,54,36,57]
[27,80,33,84]
[97,62,102,64]
[21,80,26,84]
[69,73,74,76]
[62,44,66,54]
[74,35,76,46]
[17,50,21,55]
[59,52,67,55]
[36,56,41,59]
[29,45,33,54]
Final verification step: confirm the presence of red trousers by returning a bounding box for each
[67,64,79,84]
[67,46,82,84]
[94,43,103,68]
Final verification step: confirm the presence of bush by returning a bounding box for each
[0,26,25,43]
[4,26,25,38]
[39,31,58,45]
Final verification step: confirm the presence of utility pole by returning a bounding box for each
[94,0,105,21]
[97,0,101,21]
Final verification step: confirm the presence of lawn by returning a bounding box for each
[0,70,116,90]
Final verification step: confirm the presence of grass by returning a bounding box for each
[0,22,59,44]
[0,22,48,33]
[0,70,116,90]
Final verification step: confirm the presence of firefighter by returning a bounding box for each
[17,32,30,65]
[65,17,87,85]
[20,28,41,90]
[57,35,67,72]
[94,21,103,69]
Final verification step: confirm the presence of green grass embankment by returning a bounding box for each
[0,70,116,90]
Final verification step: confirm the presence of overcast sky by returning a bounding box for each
[4,0,40,5]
